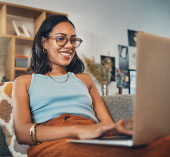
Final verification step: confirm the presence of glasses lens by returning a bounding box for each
[71,38,82,48]
[56,35,67,46]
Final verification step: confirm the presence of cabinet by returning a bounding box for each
[0,2,67,81]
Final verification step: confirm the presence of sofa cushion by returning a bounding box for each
[0,82,28,157]
[102,95,134,122]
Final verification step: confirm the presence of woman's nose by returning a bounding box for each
[64,39,73,48]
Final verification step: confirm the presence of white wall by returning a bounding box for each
[1,0,170,94]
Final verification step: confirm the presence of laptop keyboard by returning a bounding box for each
[100,135,132,140]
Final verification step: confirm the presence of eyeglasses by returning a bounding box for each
[48,33,83,48]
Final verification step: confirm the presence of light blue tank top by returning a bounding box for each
[28,72,98,123]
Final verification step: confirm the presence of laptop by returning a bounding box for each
[68,32,170,147]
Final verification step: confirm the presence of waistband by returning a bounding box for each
[44,113,96,126]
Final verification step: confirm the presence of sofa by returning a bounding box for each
[0,82,134,157]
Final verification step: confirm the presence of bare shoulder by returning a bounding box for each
[75,73,92,80]
[14,75,32,90]
[75,73,94,89]
[75,73,94,82]
[14,75,32,84]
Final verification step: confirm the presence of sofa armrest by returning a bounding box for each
[102,95,134,122]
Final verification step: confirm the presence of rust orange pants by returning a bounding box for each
[27,113,170,157]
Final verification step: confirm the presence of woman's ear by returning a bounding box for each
[41,37,48,49]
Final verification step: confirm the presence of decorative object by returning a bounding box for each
[118,45,129,71]
[128,29,139,47]
[15,55,28,68]
[1,76,8,82]
[116,69,129,89]
[83,56,112,96]
[12,20,30,37]
[101,55,115,81]
[128,69,136,94]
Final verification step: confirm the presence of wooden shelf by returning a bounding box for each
[15,37,33,46]
[0,34,34,40]
[15,67,28,71]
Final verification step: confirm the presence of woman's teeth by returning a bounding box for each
[60,52,71,56]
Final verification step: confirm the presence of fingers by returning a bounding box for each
[96,122,133,138]
[116,119,125,125]
[124,118,133,130]
[100,123,115,132]
[114,124,133,135]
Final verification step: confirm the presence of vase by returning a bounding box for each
[101,83,109,96]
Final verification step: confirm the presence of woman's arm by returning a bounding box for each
[89,77,114,124]
[76,73,133,135]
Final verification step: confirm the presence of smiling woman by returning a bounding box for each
[41,21,78,70]
[12,14,129,157]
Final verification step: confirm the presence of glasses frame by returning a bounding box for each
[48,33,83,48]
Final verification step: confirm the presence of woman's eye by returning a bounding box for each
[71,38,78,43]
[56,36,65,41]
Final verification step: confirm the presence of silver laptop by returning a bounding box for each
[68,32,170,147]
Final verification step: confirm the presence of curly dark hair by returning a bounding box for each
[28,15,84,74]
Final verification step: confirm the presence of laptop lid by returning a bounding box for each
[133,32,170,145]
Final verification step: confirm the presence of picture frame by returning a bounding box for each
[118,45,129,71]
[128,69,136,94]
[127,29,138,47]
[116,69,129,89]
[101,55,116,81]
[12,20,30,37]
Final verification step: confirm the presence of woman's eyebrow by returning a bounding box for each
[55,33,66,36]
[55,33,77,37]
[71,35,77,37]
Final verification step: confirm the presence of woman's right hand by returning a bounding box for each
[76,122,133,140]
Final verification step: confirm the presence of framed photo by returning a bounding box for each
[12,20,30,37]
[128,29,138,47]
[116,69,129,89]
[101,55,115,81]
[128,69,136,94]
[118,45,129,71]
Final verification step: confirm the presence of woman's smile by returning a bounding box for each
[58,50,74,59]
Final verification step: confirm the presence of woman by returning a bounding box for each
[12,15,169,157]
[12,15,131,156]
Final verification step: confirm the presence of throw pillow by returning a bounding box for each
[0,82,28,157]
